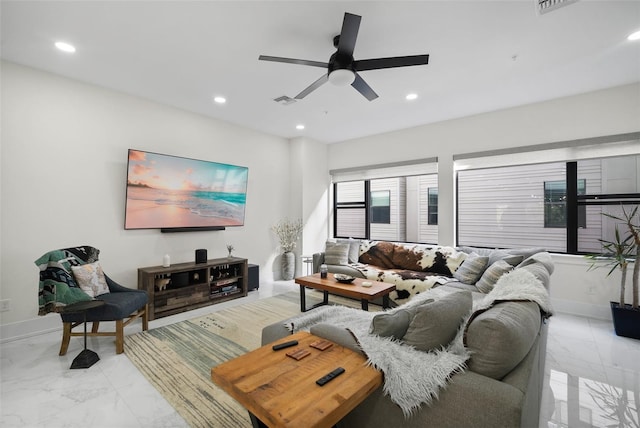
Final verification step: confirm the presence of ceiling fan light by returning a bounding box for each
[328,69,356,86]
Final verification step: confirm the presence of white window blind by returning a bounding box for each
[454,134,639,171]
[330,157,438,182]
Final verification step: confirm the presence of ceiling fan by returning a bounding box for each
[259,12,430,101]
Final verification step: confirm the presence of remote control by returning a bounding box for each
[315,367,345,386]
[272,340,298,351]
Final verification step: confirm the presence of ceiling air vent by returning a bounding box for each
[274,95,296,106]
[537,0,578,15]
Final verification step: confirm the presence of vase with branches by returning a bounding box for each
[271,218,303,280]
[271,218,303,253]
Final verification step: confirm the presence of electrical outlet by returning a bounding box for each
[0,299,10,312]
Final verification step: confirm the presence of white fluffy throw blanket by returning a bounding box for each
[286,268,552,417]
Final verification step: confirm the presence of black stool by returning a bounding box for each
[61,300,106,369]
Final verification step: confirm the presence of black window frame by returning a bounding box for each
[544,179,586,229]
[333,181,370,239]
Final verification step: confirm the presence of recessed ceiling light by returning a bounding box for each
[406,93,418,101]
[296,124,305,130]
[628,30,640,41]
[55,41,76,53]
[213,96,226,104]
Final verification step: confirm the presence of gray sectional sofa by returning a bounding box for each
[313,239,552,305]
[262,242,554,428]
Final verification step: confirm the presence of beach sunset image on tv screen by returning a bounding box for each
[125,149,248,230]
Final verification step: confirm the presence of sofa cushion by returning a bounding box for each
[310,323,363,355]
[519,263,551,287]
[369,299,434,339]
[453,253,488,284]
[464,301,541,380]
[476,260,513,293]
[518,251,555,275]
[324,242,350,265]
[336,238,361,264]
[370,309,412,339]
[402,291,472,351]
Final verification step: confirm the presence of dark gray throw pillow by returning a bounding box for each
[402,291,472,351]
[369,299,435,340]
[369,309,412,339]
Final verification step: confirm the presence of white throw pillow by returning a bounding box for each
[71,261,110,297]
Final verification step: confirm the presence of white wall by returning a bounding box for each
[328,83,640,319]
[290,137,329,275]
[0,61,302,337]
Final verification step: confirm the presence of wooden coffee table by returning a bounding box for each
[211,331,382,428]
[295,273,396,312]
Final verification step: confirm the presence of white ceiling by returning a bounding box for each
[2,1,639,143]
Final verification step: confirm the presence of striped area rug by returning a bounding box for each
[125,291,361,427]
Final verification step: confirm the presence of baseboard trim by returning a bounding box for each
[551,297,612,321]
[0,314,62,343]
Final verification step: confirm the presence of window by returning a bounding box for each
[370,191,390,224]
[427,188,438,225]
[457,155,640,253]
[544,179,586,228]
[333,174,438,243]
[334,181,366,239]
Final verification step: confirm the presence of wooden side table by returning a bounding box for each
[211,331,382,428]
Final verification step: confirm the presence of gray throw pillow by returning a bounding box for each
[369,309,412,340]
[402,291,472,351]
[369,299,434,340]
[310,323,363,355]
[324,242,349,265]
[519,263,550,286]
[336,238,361,263]
[464,301,541,379]
[476,260,513,293]
[453,253,489,284]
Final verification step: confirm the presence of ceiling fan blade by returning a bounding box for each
[351,73,378,101]
[353,54,430,71]
[336,13,361,57]
[294,74,329,99]
[259,55,328,69]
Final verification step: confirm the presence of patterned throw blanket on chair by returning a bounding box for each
[35,246,99,315]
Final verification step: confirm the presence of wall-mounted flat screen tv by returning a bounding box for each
[125,149,248,231]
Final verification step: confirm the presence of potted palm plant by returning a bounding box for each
[587,205,639,339]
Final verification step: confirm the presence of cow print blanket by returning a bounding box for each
[353,241,467,305]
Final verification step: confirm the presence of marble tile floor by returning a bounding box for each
[1,281,638,428]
